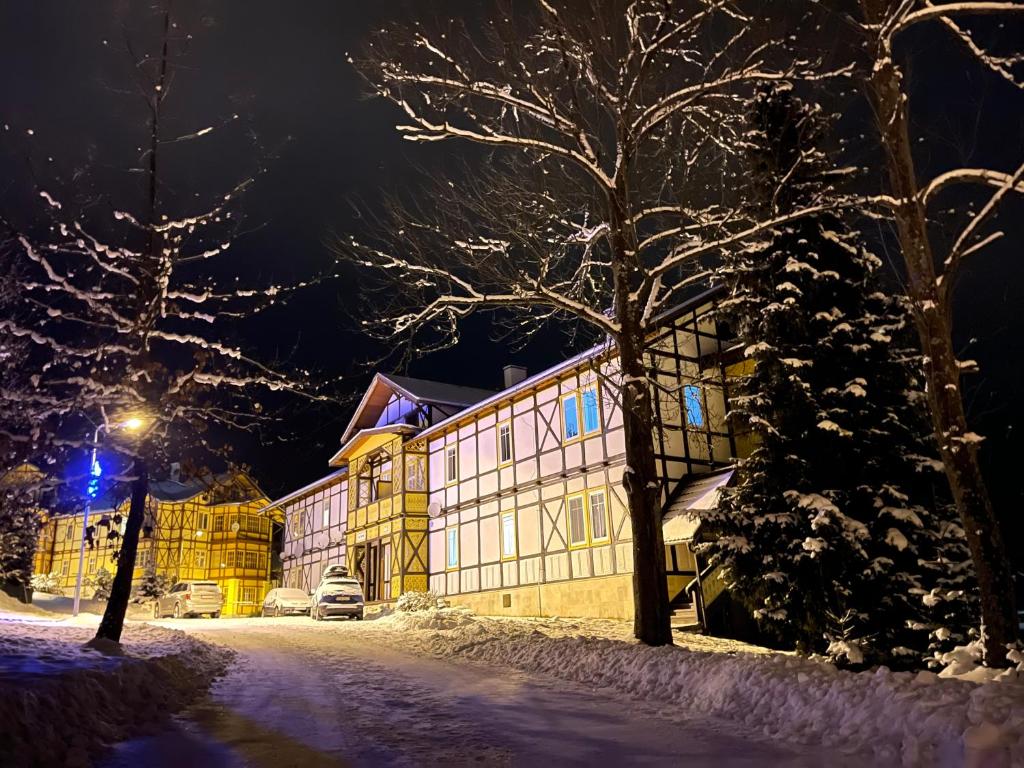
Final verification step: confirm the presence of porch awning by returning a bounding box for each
[661,469,734,545]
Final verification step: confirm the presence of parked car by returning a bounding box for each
[311,576,364,621]
[261,588,311,617]
[154,581,223,619]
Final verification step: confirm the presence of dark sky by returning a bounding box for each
[1,2,1021,542]
[0,1,549,495]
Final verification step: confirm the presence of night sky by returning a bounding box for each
[1,2,1021,548]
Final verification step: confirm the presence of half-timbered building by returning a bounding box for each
[263,468,349,593]
[269,287,745,622]
[419,288,738,619]
[34,470,275,616]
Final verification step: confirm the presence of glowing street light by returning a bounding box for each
[72,414,150,617]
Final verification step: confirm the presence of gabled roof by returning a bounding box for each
[339,372,495,445]
[84,470,266,514]
[381,374,495,409]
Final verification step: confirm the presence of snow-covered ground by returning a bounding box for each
[108,612,845,768]
[126,608,1024,767]
[0,594,231,768]
[5,594,1022,767]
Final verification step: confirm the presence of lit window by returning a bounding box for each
[198,512,209,531]
[562,393,580,441]
[567,495,587,546]
[258,554,267,573]
[684,385,705,427]
[498,422,513,465]
[582,386,601,434]
[501,512,516,558]
[61,560,70,576]
[226,550,236,567]
[321,503,330,528]
[588,490,608,541]
[445,445,458,484]
[446,527,459,569]
[195,550,206,569]
[406,454,426,491]
[213,515,224,532]
[245,551,258,569]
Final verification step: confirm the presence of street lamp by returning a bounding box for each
[71,416,146,617]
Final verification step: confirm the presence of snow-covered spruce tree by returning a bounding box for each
[699,85,974,668]
[0,479,41,595]
[135,565,169,602]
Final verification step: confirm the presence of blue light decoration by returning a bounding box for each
[87,456,102,499]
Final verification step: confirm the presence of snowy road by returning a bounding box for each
[101,616,861,768]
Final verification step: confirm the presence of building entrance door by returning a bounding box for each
[365,541,380,601]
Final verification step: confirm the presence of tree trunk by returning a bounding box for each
[95,459,148,643]
[619,328,673,646]
[861,3,1019,665]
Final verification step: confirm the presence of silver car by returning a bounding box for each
[311,576,364,621]
[261,588,310,617]
[154,581,223,619]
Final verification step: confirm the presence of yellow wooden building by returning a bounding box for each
[34,470,275,616]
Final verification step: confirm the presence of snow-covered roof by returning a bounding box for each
[661,468,734,544]
[338,373,495,446]
[257,468,348,515]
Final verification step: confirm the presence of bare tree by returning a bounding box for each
[343,0,849,645]
[852,0,1024,665]
[2,5,317,645]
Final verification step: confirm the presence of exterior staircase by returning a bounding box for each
[670,602,700,631]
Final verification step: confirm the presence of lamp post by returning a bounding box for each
[72,417,144,617]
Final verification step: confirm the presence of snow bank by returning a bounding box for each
[0,618,232,767]
[371,609,1024,766]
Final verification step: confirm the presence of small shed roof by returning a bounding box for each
[661,468,734,545]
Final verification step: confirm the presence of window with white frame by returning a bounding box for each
[567,495,587,546]
[321,502,330,528]
[245,551,258,569]
[446,526,459,569]
[60,559,70,576]
[195,549,207,569]
[498,422,513,465]
[213,515,224,532]
[197,512,209,531]
[588,490,609,541]
[561,393,580,441]
[445,445,458,484]
[501,512,516,558]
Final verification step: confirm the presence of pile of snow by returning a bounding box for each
[394,589,446,613]
[938,640,1024,683]
[367,609,1024,766]
[0,616,231,767]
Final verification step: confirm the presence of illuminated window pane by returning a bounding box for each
[446,527,459,568]
[582,387,600,434]
[684,385,705,427]
[562,394,580,440]
[446,446,458,483]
